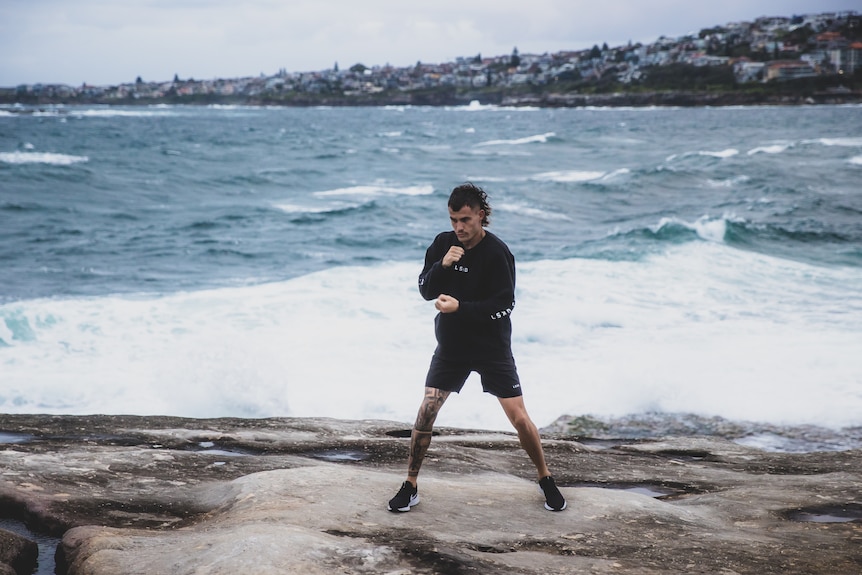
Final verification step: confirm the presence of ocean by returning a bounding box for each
[2,102,861,451]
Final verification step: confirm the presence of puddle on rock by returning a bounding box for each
[0,518,61,575]
[191,441,253,457]
[788,505,862,524]
[307,449,368,462]
[569,482,684,498]
[0,432,34,444]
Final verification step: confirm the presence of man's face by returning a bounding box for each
[449,204,485,249]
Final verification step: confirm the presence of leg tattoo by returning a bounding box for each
[407,387,449,481]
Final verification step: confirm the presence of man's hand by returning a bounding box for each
[442,246,465,268]
[435,294,459,313]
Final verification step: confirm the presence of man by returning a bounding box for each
[387,183,567,513]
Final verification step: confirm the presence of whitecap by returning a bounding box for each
[449,101,540,112]
[747,144,791,155]
[700,148,739,159]
[474,132,555,146]
[463,176,513,183]
[273,201,361,215]
[848,155,862,166]
[530,170,605,183]
[706,175,751,188]
[814,137,862,147]
[0,151,89,165]
[650,214,740,243]
[598,168,631,181]
[497,202,572,221]
[666,149,739,162]
[692,215,731,243]
[72,109,175,118]
[313,184,434,197]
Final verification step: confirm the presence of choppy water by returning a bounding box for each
[2,102,861,451]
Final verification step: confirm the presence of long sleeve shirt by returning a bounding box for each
[418,230,516,361]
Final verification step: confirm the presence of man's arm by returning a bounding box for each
[418,234,459,301]
[452,247,515,322]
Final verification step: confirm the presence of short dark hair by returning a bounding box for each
[448,183,491,227]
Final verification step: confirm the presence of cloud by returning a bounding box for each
[1,0,859,86]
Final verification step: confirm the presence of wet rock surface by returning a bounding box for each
[0,414,860,574]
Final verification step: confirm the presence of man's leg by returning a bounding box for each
[498,395,550,479]
[406,386,450,486]
[388,386,450,512]
[498,395,567,511]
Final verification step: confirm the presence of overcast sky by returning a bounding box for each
[1,0,859,87]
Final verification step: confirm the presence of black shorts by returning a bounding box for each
[424,354,523,398]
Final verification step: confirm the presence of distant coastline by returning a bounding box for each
[2,85,860,109]
[3,10,860,109]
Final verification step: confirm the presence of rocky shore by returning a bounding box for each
[1,414,860,574]
[4,86,862,109]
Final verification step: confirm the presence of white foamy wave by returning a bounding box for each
[314,184,434,197]
[72,108,176,118]
[464,176,511,183]
[206,104,257,111]
[747,143,791,155]
[273,201,361,215]
[706,175,751,188]
[497,202,572,221]
[512,244,862,431]
[451,101,540,112]
[475,132,555,147]
[651,214,737,243]
[530,170,605,183]
[813,137,862,147]
[0,151,89,165]
[598,168,631,181]
[849,155,862,166]
[0,265,435,423]
[0,110,15,117]
[3,244,860,432]
[700,149,739,159]
[379,131,402,137]
[666,148,739,161]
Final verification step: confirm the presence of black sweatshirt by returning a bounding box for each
[418,230,516,361]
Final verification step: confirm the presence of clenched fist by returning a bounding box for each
[442,246,465,268]
[435,294,459,313]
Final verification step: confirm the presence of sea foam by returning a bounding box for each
[475,132,556,146]
[530,170,605,183]
[313,184,434,197]
[0,151,89,165]
[2,244,860,433]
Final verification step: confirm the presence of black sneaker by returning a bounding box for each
[388,481,419,512]
[538,476,567,511]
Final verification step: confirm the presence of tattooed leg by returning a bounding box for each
[406,387,450,485]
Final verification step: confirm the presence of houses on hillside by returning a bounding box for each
[10,10,861,102]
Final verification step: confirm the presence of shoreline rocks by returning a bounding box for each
[1,414,861,574]
[3,87,861,109]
